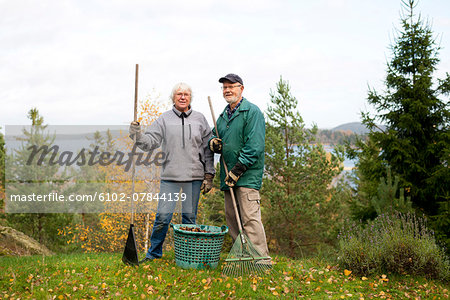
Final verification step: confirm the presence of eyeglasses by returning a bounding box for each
[176,92,191,98]
[221,84,242,91]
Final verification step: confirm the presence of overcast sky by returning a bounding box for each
[1,0,449,131]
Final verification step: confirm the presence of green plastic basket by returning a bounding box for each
[171,224,228,270]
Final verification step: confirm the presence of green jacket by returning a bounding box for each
[211,98,265,191]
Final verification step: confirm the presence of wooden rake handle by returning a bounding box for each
[131,64,139,224]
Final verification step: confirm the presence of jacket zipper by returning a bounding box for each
[181,113,185,148]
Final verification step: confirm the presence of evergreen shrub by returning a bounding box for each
[338,212,449,281]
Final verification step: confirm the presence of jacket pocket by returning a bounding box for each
[247,190,261,202]
[198,152,206,168]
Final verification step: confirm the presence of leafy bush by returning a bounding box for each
[337,220,382,275]
[338,212,450,281]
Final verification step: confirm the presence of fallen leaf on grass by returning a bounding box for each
[344,270,352,276]
[147,286,155,294]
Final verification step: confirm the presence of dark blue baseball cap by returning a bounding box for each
[218,73,243,85]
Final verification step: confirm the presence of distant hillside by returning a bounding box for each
[331,122,369,134]
[315,122,385,145]
[331,122,385,135]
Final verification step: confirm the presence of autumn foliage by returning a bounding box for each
[61,96,168,253]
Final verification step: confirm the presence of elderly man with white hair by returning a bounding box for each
[129,82,215,263]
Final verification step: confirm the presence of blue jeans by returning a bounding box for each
[145,180,202,259]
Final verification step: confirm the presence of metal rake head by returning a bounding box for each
[222,233,272,277]
[222,259,272,277]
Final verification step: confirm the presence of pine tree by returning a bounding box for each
[6,109,73,249]
[262,77,345,256]
[371,167,413,215]
[356,0,449,246]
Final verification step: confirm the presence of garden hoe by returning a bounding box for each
[122,64,139,266]
[207,96,271,277]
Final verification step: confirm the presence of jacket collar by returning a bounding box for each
[172,105,192,117]
[220,97,249,121]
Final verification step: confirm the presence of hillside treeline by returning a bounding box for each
[314,129,363,145]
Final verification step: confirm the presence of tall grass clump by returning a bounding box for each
[338,212,450,281]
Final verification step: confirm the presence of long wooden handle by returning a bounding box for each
[134,64,139,122]
[207,96,243,233]
[131,64,139,224]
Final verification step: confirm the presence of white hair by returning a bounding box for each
[170,82,193,102]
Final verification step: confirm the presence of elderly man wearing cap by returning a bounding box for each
[209,73,270,261]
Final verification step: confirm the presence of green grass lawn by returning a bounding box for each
[0,252,448,299]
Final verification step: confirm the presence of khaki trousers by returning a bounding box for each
[224,187,269,257]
